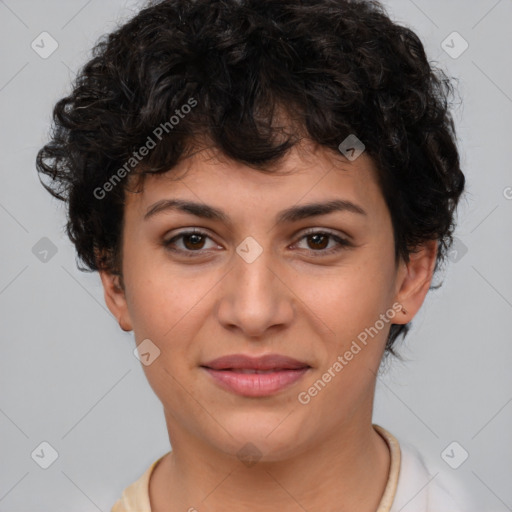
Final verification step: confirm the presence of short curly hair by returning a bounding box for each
[36,0,465,356]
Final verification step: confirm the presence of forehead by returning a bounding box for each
[124,140,385,222]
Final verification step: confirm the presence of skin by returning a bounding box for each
[100,138,437,512]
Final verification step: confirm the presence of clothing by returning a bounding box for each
[111,424,472,512]
[385,431,473,512]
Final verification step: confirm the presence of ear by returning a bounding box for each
[99,270,134,332]
[393,239,438,324]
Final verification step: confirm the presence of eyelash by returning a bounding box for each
[162,228,352,258]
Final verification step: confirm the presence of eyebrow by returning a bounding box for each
[144,198,367,223]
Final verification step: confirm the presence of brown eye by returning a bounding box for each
[163,229,219,256]
[307,233,330,250]
[182,233,206,250]
[294,230,352,256]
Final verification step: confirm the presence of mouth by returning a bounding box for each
[200,353,311,397]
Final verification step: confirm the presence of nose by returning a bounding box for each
[215,242,295,339]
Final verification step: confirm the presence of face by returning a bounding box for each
[101,139,436,461]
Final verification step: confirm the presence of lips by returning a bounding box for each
[201,354,311,397]
[202,353,310,371]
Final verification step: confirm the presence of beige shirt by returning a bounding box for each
[111,424,401,512]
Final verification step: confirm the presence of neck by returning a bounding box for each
[150,417,391,512]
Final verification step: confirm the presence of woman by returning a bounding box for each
[36,0,472,510]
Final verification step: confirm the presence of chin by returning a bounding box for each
[208,410,312,462]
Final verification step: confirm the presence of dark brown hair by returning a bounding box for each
[36,0,465,356]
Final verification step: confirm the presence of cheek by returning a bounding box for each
[123,261,219,377]
[303,253,396,361]
[127,280,201,354]
[307,264,393,328]
[122,244,206,340]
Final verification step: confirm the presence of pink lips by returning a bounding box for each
[201,354,311,397]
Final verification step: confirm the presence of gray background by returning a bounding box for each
[1,0,511,510]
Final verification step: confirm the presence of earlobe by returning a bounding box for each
[99,270,134,332]
[394,239,438,323]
